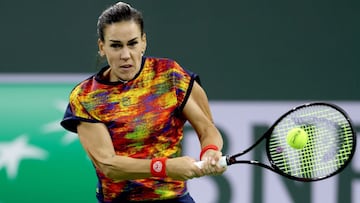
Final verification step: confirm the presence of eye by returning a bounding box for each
[128,41,138,47]
[110,43,122,48]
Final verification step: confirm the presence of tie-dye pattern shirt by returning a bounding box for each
[61,56,199,202]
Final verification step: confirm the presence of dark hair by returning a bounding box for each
[97,2,144,42]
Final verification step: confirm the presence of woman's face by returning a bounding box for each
[98,20,146,82]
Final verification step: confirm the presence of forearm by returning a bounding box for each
[95,155,201,181]
[185,82,223,151]
[198,124,223,150]
[96,155,152,180]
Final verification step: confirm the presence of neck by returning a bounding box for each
[103,68,129,83]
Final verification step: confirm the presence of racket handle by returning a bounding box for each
[194,156,228,169]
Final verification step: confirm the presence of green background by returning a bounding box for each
[0,84,96,202]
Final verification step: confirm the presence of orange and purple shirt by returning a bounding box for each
[61,56,199,202]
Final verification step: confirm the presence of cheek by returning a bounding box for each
[130,49,142,58]
[104,54,117,66]
[134,51,143,62]
[105,51,117,60]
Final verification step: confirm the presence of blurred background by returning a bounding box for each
[0,0,359,203]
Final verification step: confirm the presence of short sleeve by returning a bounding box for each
[172,61,201,112]
[60,104,79,133]
[60,87,100,133]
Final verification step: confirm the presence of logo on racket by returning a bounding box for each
[153,160,163,173]
[276,146,284,153]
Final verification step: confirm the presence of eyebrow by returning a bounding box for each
[109,37,138,43]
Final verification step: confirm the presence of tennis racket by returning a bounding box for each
[195,102,356,182]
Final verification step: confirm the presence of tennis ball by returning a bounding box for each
[286,128,308,149]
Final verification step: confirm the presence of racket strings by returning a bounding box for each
[268,105,354,180]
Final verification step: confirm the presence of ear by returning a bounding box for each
[98,38,105,57]
[141,33,147,54]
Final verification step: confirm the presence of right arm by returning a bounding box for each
[77,121,202,181]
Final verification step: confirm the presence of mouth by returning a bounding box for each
[120,64,133,69]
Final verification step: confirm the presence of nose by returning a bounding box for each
[120,47,130,60]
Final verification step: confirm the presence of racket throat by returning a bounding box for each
[227,155,236,165]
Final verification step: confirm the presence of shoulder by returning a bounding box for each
[144,56,192,74]
[144,56,200,83]
[69,74,97,97]
[144,56,178,68]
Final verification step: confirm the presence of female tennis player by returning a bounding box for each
[60,2,226,202]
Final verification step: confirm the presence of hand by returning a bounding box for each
[166,156,204,180]
[200,150,226,176]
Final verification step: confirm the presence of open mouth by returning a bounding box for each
[120,64,132,69]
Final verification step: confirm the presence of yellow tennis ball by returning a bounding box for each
[286,128,308,149]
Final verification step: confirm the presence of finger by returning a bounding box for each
[210,158,217,165]
[203,165,216,175]
[191,171,201,179]
[200,157,210,170]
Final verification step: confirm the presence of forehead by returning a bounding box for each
[103,20,142,41]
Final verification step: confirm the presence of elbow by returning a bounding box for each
[95,157,123,180]
[98,162,113,178]
[101,166,118,180]
[86,150,122,180]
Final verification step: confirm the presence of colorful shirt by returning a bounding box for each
[61,56,199,202]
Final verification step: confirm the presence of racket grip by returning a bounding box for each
[194,156,228,169]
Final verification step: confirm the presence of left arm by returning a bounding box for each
[182,81,225,175]
[183,82,222,149]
